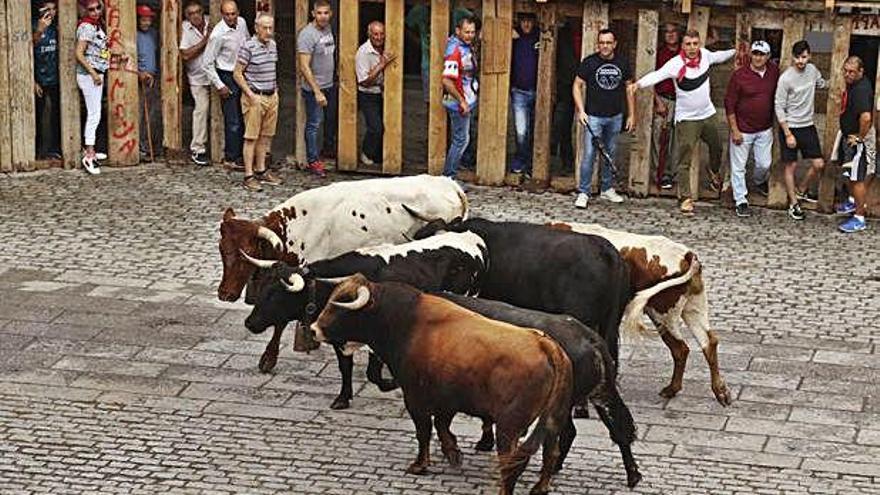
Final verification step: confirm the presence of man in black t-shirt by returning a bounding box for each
[572,28,635,208]
[832,56,875,233]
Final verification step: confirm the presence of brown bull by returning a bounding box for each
[311,274,573,495]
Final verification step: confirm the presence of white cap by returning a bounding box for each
[751,40,771,54]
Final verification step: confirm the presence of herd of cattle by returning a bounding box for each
[217,175,732,494]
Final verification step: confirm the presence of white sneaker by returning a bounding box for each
[95,152,107,160]
[360,152,375,166]
[82,156,101,175]
[574,193,589,209]
[600,188,624,203]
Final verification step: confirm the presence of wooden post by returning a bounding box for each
[7,5,37,171]
[0,0,10,172]
[427,0,450,176]
[819,14,850,212]
[208,0,224,164]
[767,14,806,208]
[530,3,557,185]
[59,0,81,169]
[106,0,140,165]
[381,0,404,174]
[682,0,693,14]
[574,0,608,190]
[628,9,659,197]
[475,0,513,186]
[686,5,709,200]
[162,0,182,153]
[294,0,308,166]
[336,0,359,171]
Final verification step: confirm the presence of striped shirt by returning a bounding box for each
[238,36,277,92]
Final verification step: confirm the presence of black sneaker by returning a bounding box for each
[659,175,673,190]
[191,152,209,166]
[788,202,805,221]
[735,203,752,218]
[796,189,818,203]
[754,181,769,196]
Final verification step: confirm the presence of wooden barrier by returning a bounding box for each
[336,0,359,171]
[162,0,182,153]
[819,14,850,212]
[106,0,140,165]
[383,0,404,174]
[475,0,512,186]
[686,5,710,200]
[530,3,557,185]
[294,0,308,166]
[59,0,81,169]
[8,5,37,171]
[628,9,659,197]
[427,0,450,176]
[209,0,224,164]
[0,3,12,172]
[574,0,608,192]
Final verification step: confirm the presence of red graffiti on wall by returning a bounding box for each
[104,0,137,158]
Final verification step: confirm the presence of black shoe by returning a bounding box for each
[191,152,209,166]
[659,175,673,190]
[788,202,805,221]
[735,203,752,218]
[754,181,769,196]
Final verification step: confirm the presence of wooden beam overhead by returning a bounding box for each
[427,0,450,176]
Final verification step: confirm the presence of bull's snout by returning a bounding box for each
[309,322,325,342]
[218,288,241,302]
[244,314,268,334]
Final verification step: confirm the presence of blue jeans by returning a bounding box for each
[578,113,622,194]
[218,70,243,161]
[510,88,536,173]
[444,106,473,177]
[302,86,337,164]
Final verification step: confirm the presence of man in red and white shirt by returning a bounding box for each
[441,15,478,179]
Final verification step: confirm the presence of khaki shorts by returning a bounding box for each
[242,92,278,139]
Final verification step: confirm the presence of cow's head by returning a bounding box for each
[310,274,377,351]
[240,257,314,333]
[218,208,285,302]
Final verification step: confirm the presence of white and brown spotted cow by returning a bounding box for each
[548,221,731,406]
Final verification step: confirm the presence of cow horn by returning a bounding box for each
[257,226,284,251]
[401,204,436,223]
[401,232,414,242]
[331,286,370,310]
[315,276,349,285]
[239,250,277,268]
[280,273,306,293]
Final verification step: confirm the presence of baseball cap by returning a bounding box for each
[751,40,771,54]
[136,4,155,17]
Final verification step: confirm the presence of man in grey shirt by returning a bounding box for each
[297,0,336,177]
[775,40,827,220]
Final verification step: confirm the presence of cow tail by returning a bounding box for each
[499,338,572,483]
[620,256,702,339]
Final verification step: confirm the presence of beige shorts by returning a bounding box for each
[242,92,278,139]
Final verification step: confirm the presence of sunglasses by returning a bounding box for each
[87,5,102,11]
[751,51,767,55]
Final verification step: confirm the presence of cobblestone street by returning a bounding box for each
[1,164,879,494]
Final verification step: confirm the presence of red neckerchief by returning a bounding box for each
[77,15,102,29]
[677,49,701,82]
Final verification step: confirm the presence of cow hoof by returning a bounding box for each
[713,384,733,407]
[529,485,550,495]
[659,384,681,399]
[405,462,429,475]
[444,448,463,467]
[376,379,399,392]
[474,436,495,452]
[329,397,351,410]
[572,405,590,419]
[626,469,643,488]
[258,353,278,374]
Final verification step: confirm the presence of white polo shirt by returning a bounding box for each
[179,17,210,86]
[355,40,383,95]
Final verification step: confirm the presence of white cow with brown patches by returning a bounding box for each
[547,221,731,406]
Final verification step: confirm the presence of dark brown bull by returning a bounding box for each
[311,275,574,495]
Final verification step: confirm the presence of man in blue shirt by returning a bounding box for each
[509,13,539,177]
[137,4,162,161]
[32,0,61,159]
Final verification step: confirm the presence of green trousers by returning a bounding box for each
[674,114,722,200]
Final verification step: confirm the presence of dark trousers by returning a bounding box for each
[322,85,338,154]
[551,97,575,170]
[35,83,61,157]
[139,79,163,156]
[358,91,383,163]
[218,69,244,162]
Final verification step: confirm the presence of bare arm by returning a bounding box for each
[75,39,97,77]
[298,52,322,94]
[358,54,395,88]
[858,112,872,140]
[572,76,587,124]
[625,81,636,131]
[233,61,253,100]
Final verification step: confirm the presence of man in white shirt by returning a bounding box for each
[202,0,249,167]
[629,29,736,215]
[355,21,395,166]
[179,0,211,166]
